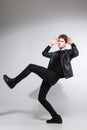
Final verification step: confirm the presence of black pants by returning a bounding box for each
[14,63,64,117]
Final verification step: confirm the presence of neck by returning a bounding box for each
[60,47,66,51]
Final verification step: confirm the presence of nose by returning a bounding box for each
[58,42,61,45]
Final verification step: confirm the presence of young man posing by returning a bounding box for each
[3,34,79,123]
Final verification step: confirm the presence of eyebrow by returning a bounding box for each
[58,39,64,42]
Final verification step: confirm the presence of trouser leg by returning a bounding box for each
[38,80,59,117]
[14,64,58,85]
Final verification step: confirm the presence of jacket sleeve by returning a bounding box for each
[69,43,79,59]
[42,45,52,58]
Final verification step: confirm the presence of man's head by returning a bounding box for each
[57,34,68,50]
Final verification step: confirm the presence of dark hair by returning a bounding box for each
[58,34,68,43]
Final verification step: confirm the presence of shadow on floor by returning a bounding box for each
[29,82,71,117]
[0,109,47,121]
[0,82,70,121]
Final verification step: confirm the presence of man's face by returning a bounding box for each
[57,38,66,49]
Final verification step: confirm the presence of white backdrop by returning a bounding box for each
[0,0,87,120]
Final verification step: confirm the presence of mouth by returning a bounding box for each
[58,43,61,46]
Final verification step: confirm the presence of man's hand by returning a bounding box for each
[68,37,73,45]
[49,37,58,47]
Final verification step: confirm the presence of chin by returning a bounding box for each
[59,46,63,49]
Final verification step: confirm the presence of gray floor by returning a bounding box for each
[0,108,87,130]
[0,78,87,130]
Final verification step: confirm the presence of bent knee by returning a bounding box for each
[38,95,45,103]
[28,63,35,69]
[38,95,41,102]
[28,63,34,67]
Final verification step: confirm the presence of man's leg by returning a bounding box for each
[3,64,58,88]
[38,80,62,123]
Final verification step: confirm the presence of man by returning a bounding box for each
[3,34,79,123]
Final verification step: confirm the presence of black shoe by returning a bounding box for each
[46,115,62,124]
[3,75,16,89]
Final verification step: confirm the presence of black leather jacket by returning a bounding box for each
[42,43,79,78]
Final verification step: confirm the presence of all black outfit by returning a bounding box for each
[4,43,79,118]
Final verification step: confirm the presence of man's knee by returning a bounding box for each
[38,95,42,102]
[27,64,35,71]
[28,63,34,68]
[38,95,45,103]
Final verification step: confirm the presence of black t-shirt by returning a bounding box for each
[48,51,64,77]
